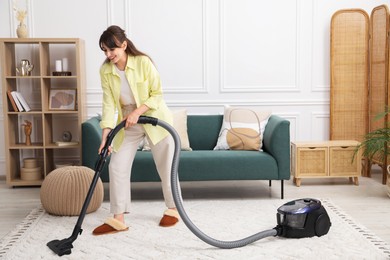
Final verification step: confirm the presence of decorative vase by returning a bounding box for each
[16,23,28,38]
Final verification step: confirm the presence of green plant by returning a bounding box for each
[354,109,390,162]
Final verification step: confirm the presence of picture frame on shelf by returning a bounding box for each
[49,89,76,110]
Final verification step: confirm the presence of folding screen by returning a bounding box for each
[330,5,390,184]
[330,9,369,142]
[367,5,390,183]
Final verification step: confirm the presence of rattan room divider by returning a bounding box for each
[330,5,390,183]
[330,9,369,143]
[367,5,390,183]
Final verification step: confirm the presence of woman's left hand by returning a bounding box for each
[124,104,149,128]
[125,111,140,128]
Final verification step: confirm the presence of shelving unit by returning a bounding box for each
[0,38,86,187]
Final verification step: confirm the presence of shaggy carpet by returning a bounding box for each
[0,198,389,259]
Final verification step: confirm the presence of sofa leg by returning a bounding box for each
[269,180,271,187]
[281,180,284,199]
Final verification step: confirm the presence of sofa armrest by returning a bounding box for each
[82,116,102,170]
[262,115,290,180]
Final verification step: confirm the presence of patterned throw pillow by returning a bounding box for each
[214,107,271,151]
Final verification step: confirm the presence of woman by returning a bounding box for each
[93,25,179,235]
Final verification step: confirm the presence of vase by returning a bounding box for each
[16,24,28,38]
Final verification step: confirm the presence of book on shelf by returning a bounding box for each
[13,91,31,112]
[6,90,19,112]
[10,91,24,112]
[55,141,79,147]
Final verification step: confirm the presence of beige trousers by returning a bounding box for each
[109,105,176,214]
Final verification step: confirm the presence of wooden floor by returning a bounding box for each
[1,168,389,245]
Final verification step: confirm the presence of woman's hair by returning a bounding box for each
[99,25,151,63]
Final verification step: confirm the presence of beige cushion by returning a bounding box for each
[143,109,192,151]
[214,107,271,151]
[40,166,104,216]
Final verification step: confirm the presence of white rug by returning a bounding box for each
[1,198,389,260]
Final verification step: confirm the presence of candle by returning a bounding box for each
[55,60,62,72]
[62,58,68,71]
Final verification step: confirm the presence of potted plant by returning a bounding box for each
[354,109,390,196]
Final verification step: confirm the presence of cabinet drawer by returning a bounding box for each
[296,147,328,176]
[329,146,360,176]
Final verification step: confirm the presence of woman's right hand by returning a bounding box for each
[99,128,113,155]
[98,139,113,155]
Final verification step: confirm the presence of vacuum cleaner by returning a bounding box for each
[47,116,331,256]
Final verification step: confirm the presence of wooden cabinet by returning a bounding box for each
[291,141,361,187]
[0,38,86,187]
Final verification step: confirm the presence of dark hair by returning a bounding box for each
[99,25,151,63]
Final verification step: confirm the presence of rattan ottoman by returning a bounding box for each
[40,166,104,216]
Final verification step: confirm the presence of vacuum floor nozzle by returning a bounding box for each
[47,238,74,256]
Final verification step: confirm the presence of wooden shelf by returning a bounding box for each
[7,179,43,186]
[0,38,86,187]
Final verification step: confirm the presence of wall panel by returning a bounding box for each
[130,0,207,93]
[220,0,298,93]
[0,0,388,176]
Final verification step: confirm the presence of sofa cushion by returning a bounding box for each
[172,109,192,151]
[143,109,192,151]
[187,115,223,150]
[214,107,271,151]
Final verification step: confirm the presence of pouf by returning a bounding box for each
[40,166,104,216]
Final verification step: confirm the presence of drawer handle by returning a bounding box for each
[308,147,316,149]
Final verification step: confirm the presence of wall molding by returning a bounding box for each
[165,99,329,107]
[311,111,330,140]
[310,1,330,93]
[219,0,301,93]
[9,0,34,37]
[106,0,113,27]
[8,0,14,36]
[159,0,208,94]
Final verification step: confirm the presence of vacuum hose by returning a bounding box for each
[47,116,329,256]
[138,116,278,249]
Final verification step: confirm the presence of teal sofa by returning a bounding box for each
[81,115,290,198]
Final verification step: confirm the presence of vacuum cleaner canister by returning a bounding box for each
[276,198,331,238]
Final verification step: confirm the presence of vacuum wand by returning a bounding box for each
[47,119,126,256]
[47,116,159,256]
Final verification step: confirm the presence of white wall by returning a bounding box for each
[0,0,389,176]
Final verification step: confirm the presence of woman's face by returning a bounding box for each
[101,41,127,65]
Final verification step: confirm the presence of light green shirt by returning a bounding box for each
[99,55,172,151]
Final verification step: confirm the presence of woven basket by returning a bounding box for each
[330,9,369,142]
[40,166,104,216]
